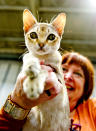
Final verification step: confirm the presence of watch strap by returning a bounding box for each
[3,95,30,120]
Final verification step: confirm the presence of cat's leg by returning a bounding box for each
[22,54,48,99]
[22,54,41,78]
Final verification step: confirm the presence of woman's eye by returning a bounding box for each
[74,72,82,77]
[30,32,38,39]
[47,34,55,41]
[62,68,67,72]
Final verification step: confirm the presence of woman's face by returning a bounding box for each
[62,63,85,111]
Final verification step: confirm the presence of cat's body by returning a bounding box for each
[22,9,70,131]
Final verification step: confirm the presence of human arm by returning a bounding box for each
[0,65,62,131]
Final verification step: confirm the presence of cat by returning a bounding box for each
[22,9,70,131]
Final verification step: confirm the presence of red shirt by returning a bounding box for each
[0,107,26,131]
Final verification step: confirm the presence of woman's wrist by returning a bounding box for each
[10,91,33,110]
[3,94,30,120]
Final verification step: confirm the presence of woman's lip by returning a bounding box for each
[65,83,74,90]
[67,87,75,91]
[65,83,73,88]
[66,86,71,89]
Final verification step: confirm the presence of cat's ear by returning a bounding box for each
[23,9,37,33]
[51,13,66,36]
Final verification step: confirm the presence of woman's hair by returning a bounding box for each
[62,52,94,105]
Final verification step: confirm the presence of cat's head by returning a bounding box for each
[23,9,66,55]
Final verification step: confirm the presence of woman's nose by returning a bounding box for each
[64,72,73,81]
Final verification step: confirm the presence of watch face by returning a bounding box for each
[4,100,13,113]
[3,97,30,120]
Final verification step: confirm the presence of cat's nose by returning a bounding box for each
[38,43,45,48]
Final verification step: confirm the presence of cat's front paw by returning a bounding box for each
[23,70,48,99]
[25,64,40,79]
[23,77,40,99]
[23,58,41,79]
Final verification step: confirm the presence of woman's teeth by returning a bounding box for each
[66,86,74,91]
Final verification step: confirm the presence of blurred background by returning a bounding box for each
[0,0,96,108]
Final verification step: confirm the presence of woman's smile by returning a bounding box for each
[62,63,85,111]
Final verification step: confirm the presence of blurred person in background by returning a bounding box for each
[62,52,96,131]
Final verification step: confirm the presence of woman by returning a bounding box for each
[62,52,96,131]
[0,52,96,131]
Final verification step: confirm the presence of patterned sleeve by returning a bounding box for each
[0,107,26,131]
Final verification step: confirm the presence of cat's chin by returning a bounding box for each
[33,51,51,56]
[36,52,48,56]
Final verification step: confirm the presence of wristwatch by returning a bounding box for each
[3,95,30,120]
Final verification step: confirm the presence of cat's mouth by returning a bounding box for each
[36,48,48,55]
[38,47,45,52]
[38,48,45,51]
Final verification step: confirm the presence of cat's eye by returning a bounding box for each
[47,34,55,41]
[30,32,38,39]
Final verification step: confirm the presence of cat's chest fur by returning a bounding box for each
[25,50,62,70]
[23,89,70,131]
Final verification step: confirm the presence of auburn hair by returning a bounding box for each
[62,52,94,105]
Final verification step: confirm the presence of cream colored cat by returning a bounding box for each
[22,9,70,131]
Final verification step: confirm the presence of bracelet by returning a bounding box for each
[3,95,30,120]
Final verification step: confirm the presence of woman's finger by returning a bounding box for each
[41,64,53,72]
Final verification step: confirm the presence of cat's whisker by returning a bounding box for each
[36,11,39,22]
[59,47,64,52]
[59,47,67,55]
[18,50,28,60]
[18,45,26,47]
[18,42,25,46]
[50,15,57,23]
[45,19,49,23]
[18,54,23,60]
[20,42,25,44]
[39,17,43,23]
[23,49,28,54]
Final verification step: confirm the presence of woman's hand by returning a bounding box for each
[10,64,62,110]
